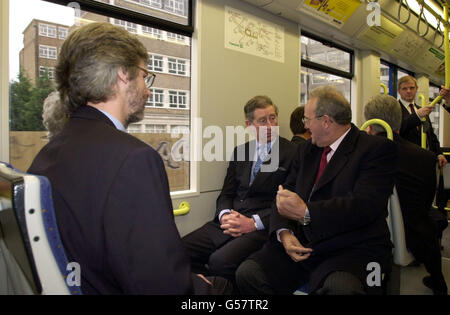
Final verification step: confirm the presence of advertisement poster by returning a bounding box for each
[297,0,362,28]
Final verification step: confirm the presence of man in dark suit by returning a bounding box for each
[290,106,311,145]
[397,76,447,168]
[27,23,229,295]
[182,96,297,282]
[236,86,396,295]
[364,94,447,295]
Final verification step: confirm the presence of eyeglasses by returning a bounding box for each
[302,115,323,125]
[134,65,156,89]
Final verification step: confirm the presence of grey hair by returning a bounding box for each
[309,85,352,125]
[244,95,279,121]
[55,22,149,113]
[42,91,69,139]
[364,94,402,133]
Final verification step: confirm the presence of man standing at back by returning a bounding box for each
[182,96,297,284]
[236,86,396,295]
[364,95,447,295]
[397,75,447,168]
[28,22,227,294]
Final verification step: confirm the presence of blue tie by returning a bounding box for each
[250,144,270,185]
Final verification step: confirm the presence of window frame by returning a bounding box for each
[44,0,194,36]
[4,0,197,196]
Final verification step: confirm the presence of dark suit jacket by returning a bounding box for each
[28,106,193,294]
[393,134,439,260]
[291,135,307,145]
[398,100,442,155]
[215,137,298,230]
[257,124,396,293]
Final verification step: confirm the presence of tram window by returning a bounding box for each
[301,35,351,73]
[300,67,351,106]
[300,33,353,106]
[9,0,192,193]
[100,0,189,26]
[380,62,391,95]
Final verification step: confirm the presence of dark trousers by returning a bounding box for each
[236,259,366,295]
[182,221,268,281]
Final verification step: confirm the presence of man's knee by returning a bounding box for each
[236,259,275,295]
[314,271,366,295]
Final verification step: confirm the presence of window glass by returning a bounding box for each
[380,62,390,95]
[97,0,189,26]
[10,0,191,192]
[300,34,352,106]
[301,36,351,73]
[300,67,351,105]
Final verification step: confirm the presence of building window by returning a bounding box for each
[145,124,166,133]
[142,26,163,39]
[58,27,68,40]
[165,0,186,16]
[39,23,56,38]
[39,66,55,79]
[39,45,57,59]
[134,0,163,9]
[168,58,186,76]
[113,19,137,33]
[149,54,164,72]
[171,125,189,134]
[169,90,188,109]
[146,88,164,107]
[127,124,142,133]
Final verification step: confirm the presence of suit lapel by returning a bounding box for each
[299,144,321,201]
[312,125,358,193]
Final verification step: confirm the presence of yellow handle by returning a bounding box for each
[417,93,427,149]
[174,201,190,216]
[360,119,393,141]
[380,83,387,95]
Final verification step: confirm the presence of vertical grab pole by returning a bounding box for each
[429,3,449,107]
[418,93,427,149]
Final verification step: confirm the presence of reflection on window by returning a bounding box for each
[301,36,351,73]
[103,0,189,25]
[301,67,351,105]
[10,0,192,192]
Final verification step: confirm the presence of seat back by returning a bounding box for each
[387,186,415,266]
[0,162,82,295]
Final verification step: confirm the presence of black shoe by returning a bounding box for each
[422,276,448,295]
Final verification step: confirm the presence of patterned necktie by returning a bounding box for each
[315,146,331,185]
[250,144,270,185]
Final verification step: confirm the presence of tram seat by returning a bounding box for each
[387,186,415,267]
[0,162,82,295]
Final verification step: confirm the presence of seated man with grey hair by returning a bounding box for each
[364,94,447,295]
[236,86,396,295]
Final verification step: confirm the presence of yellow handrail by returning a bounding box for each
[360,119,393,141]
[429,3,449,108]
[174,201,190,216]
[380,83,388,95]
[417,93,427,149]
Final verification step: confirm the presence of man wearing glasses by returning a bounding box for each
[237,86,396,295]
[182,95,298,288]
[28,22,229,295]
